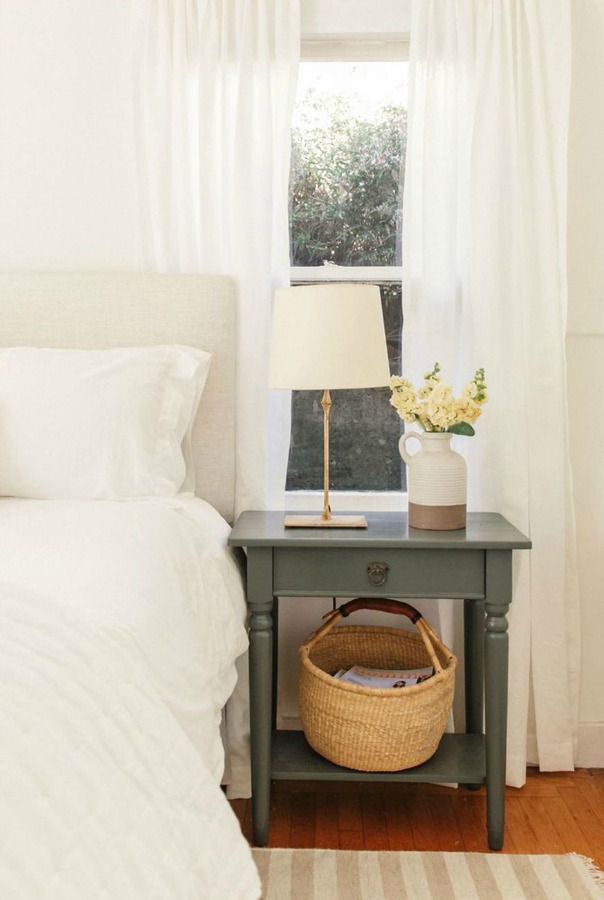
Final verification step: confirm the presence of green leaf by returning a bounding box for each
[447,422,476,437]
[447,422,475,436]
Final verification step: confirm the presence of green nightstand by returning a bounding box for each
[228,510,531,850]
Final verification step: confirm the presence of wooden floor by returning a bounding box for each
[230,769,604,869]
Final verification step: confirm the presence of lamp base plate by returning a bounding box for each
[284,514,368,529]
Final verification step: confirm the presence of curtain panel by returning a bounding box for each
[404,0,579,784]
[132,0,300,800]
[133,0,300,516]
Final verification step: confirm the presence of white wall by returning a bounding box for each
[301,0,410,37]
[0,0,140,270]
[567,0,604,764]
[0,0,602,763]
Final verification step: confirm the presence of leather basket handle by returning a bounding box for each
[300,597,444,676]
[339,597,423,623]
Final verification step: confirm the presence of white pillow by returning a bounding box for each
[0,345,211,499]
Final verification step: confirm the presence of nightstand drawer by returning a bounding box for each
[273,548,485,598]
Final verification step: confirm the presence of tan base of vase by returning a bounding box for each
[408,502,467,531]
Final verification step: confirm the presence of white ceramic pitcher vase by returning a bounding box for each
[399,431,467,530]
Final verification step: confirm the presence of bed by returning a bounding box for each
[0,274,260,899]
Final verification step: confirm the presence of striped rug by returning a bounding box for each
[252,849,604,900]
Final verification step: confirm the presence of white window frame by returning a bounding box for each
[287,40,408,510]
[292,265,403,283]
[301,38,409,62]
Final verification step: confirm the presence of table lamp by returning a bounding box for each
[269,283,390,528]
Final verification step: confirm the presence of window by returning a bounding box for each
[286,50,409,494]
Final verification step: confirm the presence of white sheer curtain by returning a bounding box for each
[132,0,299,799]
[404,0,580,785]
[133,0,299,516]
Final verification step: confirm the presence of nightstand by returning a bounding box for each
[228,510,531,850]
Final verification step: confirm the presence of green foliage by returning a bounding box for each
[447,422,476,436]
[290,93,407,267]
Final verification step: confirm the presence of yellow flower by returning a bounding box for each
[389,365,487,433]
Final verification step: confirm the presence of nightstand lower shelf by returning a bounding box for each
[271,730,486,783]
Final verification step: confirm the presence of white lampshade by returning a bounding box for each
[269,283,390,390]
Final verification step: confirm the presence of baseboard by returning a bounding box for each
[576,723,604,767]
[279,715,303,731]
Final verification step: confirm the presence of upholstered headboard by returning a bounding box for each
[0,273,236,522]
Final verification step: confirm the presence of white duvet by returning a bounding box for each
[0,496,261,900]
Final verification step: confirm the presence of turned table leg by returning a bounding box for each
[247,548,274,847]
[484,550,512,851]
[464,599,485,790]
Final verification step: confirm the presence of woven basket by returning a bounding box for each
[298,598,457,772]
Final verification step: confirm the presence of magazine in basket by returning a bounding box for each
[333,664,434,688]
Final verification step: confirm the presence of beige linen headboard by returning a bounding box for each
[0,272,236,522]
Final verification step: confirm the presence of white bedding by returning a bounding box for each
[0,496,260,900]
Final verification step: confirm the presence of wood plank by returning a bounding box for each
[504,796,542,854]
[268,790,291,847]
[338,793,363,834]
[406,794,441,851]
[556,787,604,869]
[528,793,594,860]
[574,774,604,832]
[360,793,390,850]
[315,793,340,849]
[337,791,365,850]
[384,794,415,850]
[452,794,488,853]
[587,769,604,813]
[518,796,568,856]
[426,795,464,852]
[289,791,316,848]
[229,798,252,844]
[339,830,366,850]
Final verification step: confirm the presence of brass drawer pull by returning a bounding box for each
[366,561,390,587]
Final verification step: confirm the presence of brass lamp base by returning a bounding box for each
[284,514,367,529]
[285,389,368,530]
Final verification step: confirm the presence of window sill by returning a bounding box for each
[285,490,407,513]
[291,265,402,283]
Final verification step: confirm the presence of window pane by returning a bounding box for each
[285,282,405,492]
[286,60,408,493]
[290,62,407,268]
